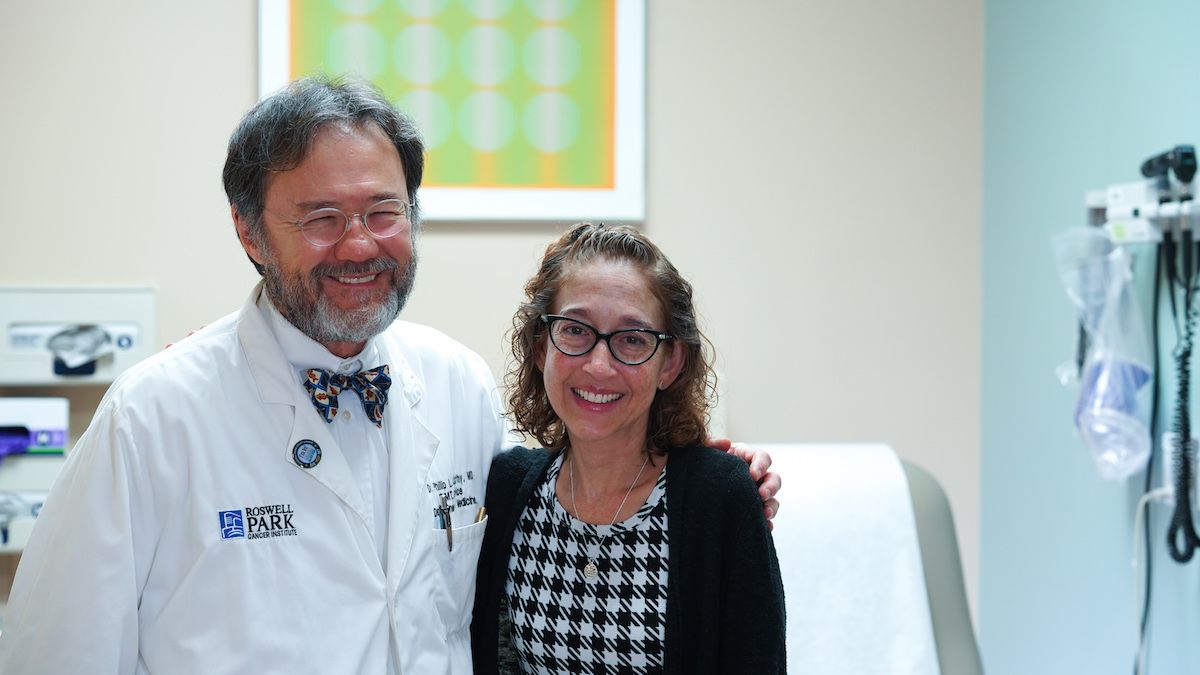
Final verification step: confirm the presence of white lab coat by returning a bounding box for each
[0,286,508,675]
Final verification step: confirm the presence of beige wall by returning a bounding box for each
[0,0,982,617]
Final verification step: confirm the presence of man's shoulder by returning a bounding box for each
[384,320,472,351]
[382,320,489,373]
[66,308,247,449]
[104,310,243,400]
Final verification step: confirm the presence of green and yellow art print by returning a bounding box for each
[259,0,645,221]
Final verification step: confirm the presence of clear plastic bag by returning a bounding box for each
[1053,228,1152,480]
[1053,228,1115,336]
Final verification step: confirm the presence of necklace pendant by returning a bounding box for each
[583,560,599,579]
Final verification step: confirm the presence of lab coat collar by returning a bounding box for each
[381,387,439,591]
[257,292,383,377]
[375,319,438,589]
[237,283,298,407]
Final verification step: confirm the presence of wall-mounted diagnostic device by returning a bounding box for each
[1076,145,1200,675]
[0,287,155,386]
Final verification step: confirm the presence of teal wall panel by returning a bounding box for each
[984,1,1200,673]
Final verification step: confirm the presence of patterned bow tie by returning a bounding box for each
[302,365,392,428]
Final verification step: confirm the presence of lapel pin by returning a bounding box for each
[292,439,322,469]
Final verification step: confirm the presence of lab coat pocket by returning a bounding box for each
[431,515,488,634]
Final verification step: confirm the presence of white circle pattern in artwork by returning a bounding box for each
[524,0,578,21]
[458,91,517,152]
[462,0,515,20]
[327,22,387,80]
[333,0,383,17]
[393,24,453,86]
[523,92,579,152]
[523,27,580,87]
[398,89,454,149]
[396,0,449,19]
[459,25,517,86]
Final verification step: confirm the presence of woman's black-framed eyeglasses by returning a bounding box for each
[541,314,674,366]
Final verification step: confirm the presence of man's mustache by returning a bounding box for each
[310,258,399,279]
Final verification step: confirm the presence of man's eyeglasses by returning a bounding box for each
[282,198,414,248]
[541,315,674,366]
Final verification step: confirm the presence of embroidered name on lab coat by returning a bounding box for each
[426,470,481,512]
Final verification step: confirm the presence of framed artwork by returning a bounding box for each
[259,0,645,221]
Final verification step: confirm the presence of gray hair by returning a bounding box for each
[222,75,425,273]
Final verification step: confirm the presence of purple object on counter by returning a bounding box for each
[0,426,66,463]
[0,427,29,460]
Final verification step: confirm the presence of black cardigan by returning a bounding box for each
[471,445,786,674]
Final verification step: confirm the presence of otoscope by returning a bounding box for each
[1142,145,1200,562]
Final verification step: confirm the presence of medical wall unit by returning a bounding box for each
[0,398,66,552]
[0,285,154,562]
[0,286,156,386]
[1067,145,1200,675]
[0,398,67,473]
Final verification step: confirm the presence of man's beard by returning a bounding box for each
[261,251,418,346]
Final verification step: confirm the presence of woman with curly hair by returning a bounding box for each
[472,222,785,674]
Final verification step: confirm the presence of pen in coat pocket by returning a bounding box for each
[440,493,453,552]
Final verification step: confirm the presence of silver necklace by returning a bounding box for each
[569,453,650,580]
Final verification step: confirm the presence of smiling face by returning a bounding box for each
[235,123,416,357]
[539,258,685,455]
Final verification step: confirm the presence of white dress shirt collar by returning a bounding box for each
[255,291,382,377]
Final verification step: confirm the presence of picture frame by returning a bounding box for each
[258,0,645,222]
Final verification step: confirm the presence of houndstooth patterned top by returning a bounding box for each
[504,453,670,674]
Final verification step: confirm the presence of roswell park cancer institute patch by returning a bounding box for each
[219,503,299,541]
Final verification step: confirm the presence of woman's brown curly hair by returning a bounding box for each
[506,222,716,455]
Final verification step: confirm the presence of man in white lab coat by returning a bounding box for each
[0,77,777,675]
